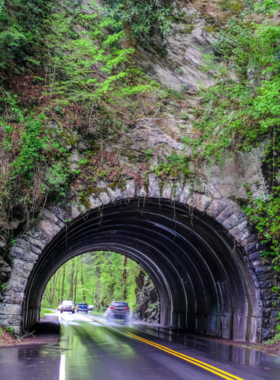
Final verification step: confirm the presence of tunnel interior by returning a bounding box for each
[23,198,260,342]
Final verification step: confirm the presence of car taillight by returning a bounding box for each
[124,307,129,310]
[110,306,116,309]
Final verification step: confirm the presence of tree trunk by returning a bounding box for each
[80,257,86,301]
[122,255,127,300]
[61,265,66,302]
[74,269,78,304]
[50,273,57,306]
[69,261,75,299]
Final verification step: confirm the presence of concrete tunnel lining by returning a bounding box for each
[21,198,261,342]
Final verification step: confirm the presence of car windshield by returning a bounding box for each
[111,302,128,307]
[78,303,88,306]
[62,301,74,305]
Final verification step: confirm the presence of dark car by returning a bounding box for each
[77,302,88,313]
[106,301,130,322]
[60,300,75,313]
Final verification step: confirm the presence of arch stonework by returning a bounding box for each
[0,175,276,341]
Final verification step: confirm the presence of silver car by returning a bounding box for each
[106,301,130,322]
[60,300,75,313]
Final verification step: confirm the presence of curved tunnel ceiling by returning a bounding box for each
[23,198,260,342]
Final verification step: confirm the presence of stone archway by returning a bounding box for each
[0,176,274,341]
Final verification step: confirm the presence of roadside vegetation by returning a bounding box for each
[42,251,158,320]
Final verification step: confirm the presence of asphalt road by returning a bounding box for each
[0,312,280,380]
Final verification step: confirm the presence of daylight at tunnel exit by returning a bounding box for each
[0,0,280,379]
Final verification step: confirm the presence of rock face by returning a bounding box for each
[0,1,276,340]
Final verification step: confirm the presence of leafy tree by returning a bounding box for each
[42,251,148,313]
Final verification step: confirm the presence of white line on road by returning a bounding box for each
[59,354,65,380]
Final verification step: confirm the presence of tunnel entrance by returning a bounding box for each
[19,198,261,342]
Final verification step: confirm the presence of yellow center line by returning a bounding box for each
[128,333,245,380]
[91,316,245,380]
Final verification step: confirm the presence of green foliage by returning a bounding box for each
[0,0,56,75]
[154,154,193,177]
[42,252,148,312]
[0,327,3,336]
[254,0,280,14]
[146,149,154,160]
[104,0,172,41]
[46,2,153,108]
[1,282,7,291]
[0,0,155,229]
[40,308,54,318]
[45,162,69,197]
[265,332,280,345]
[244,187,280,272]
[5,326,17,337]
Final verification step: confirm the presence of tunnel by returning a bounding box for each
[22,198,260,342]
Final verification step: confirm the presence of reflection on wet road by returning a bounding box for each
[0,312,280,380]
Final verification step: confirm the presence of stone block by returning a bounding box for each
[12,259,34,279]
[262,329,273,340]
[10,246,38,263]
[263,309,271,318]
[245,241,265,255]
[49,205,66,221]
[179,184,191,204]
[71,204,81,219]
[261,290,272,300]
[26,236,46,251]
[162,182,172,199]
[15,238,30,251]
[172,181,184,201]
[224,211,246,231]
[27,228,46,240]
[89,196,102,209]
[235,228,251,243]
[7,276,27,292]
[249,251,261,261]
[99,191,110,205]
[7,315,22,326]
[138,186,147,198]
[107,187,124,202]
[271,311,280,319]
[148,174,160,198]
[260,281,274,289]
[229,220,248,238]
[42,208,60,224]
[37,219,62,238]
[196,195,212,212]
[186,193,198,208]
[262,318,270,328]
[255,266,271,275]
[0,303,22,315]
[206,199,228,219]
[125,179,135,198]
[3,290,25,304]
[216,201,241,224]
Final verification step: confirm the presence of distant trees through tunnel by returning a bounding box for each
[42,251,159,322]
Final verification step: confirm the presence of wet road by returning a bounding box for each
[0,312,280,380]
